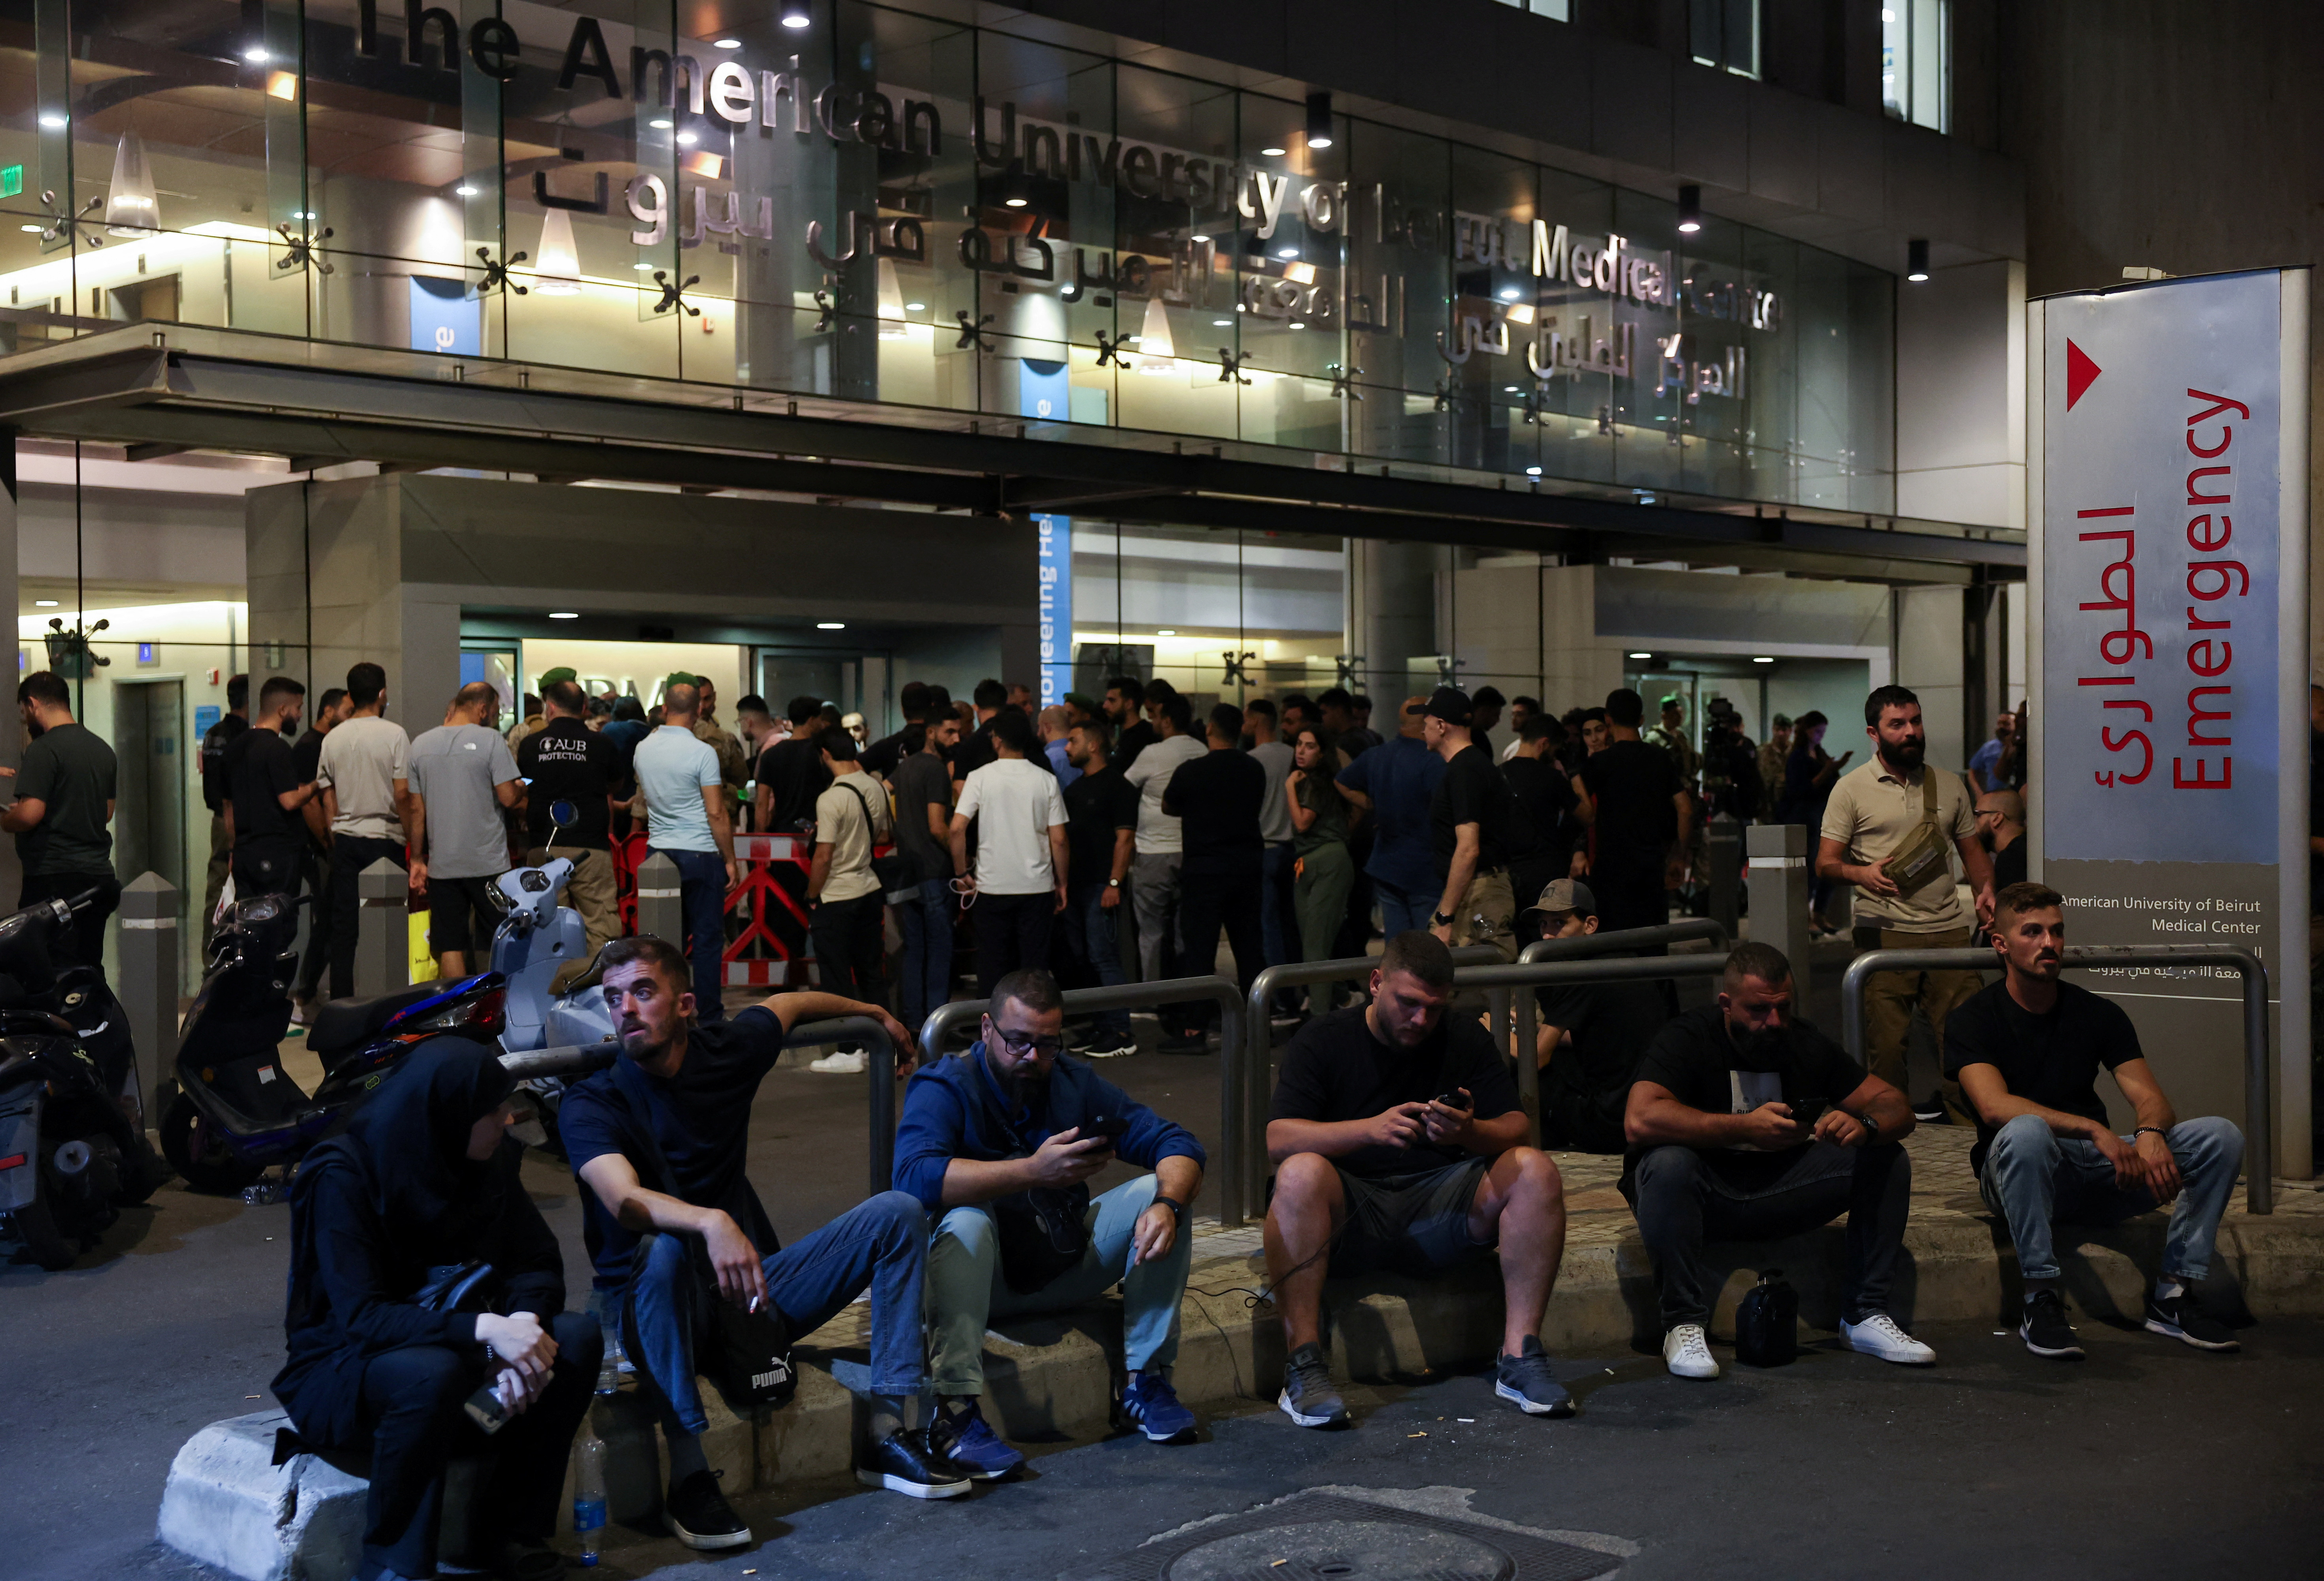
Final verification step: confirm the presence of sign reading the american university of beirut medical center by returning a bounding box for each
[2029,268,2311,1170]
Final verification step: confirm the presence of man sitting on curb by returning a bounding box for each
[559,938,964,1551]
[894,967,1207,1477]
[1519,878,1668,1154]
[1264,930,1572,1427]
[1623,941,1931,1380]
[1946,881,2246,1360]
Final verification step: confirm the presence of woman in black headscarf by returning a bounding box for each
[273,1040,602,1581]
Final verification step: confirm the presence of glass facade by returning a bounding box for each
[0,0,1893,513]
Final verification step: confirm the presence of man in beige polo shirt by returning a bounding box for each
[1816,685,1996,1118]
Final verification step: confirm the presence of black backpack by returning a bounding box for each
[1734,1269,1798,1367]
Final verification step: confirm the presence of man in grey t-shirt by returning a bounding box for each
[1245,698,1296,980]
[408,682,521,979]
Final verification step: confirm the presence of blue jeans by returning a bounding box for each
[1374,876,1430,939]
[1064,883,1131,1041]
[897,878,954,1033]
[654,847,728,1023]
[1978,1113,2244,1283]
[926,1175,1192,1394]
[625,1191,930,1434]
[1258,841,1296,969]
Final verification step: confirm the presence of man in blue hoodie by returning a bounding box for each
[895,968,1207,1478]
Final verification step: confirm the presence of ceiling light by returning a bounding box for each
[1190,233,1210,243]
[1287,321,1306,330]
[1134,297,1178,375]
[1753,656,1775,664]
[1304,91,1333,150]
[781,0,811,26]
[649,117,673,130]
[714,36,741,48]
[1677,183,1702,234]
[1213,319,1232,326]
[676,130,698,146]
[1907,238,1930,281]
[549,611,578,619]
[1525,466,1542,476]
[816,621,845,629]
[18,225,40,233]
[1003,195,1027,208]
[1156,629,1177,637]
[1499,287,1520,300]
[531,208,583,294]
[242,45,268,62]
[633,261,654,270]
[1260,146,1285,157]
[454,183,479,196]
[1275,247,1297,259]
[1505,385,1519,392]
[876,257,909,339]
[38,113,65,129]
[905,301,924,311]
[34,599,58,607]
[1628,651,1651,660]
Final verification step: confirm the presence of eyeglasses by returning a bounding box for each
[991,1026,1064,1057]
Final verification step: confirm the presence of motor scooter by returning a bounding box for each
[161,891,506,1198]
[488,801,618,1153]
[0,891,170,1268]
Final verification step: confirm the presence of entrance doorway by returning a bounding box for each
[112,677,187,898]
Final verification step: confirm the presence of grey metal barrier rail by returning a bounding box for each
[1243,945,1504,1225]
[496,1015,902,1196]
[920,977,1249,1225]
[1840,946,2273,1215]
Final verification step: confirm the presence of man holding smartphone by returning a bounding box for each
[1623,941,1929,1381]
[894,967,1208,1479]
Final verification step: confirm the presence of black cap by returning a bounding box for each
[1423,686,1473,726]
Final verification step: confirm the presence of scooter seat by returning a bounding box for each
[310,983,453,1055]
[559,942,620,997]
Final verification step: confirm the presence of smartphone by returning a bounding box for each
[1081,1113,1133,1143]
[1787,1097,1827,1128]
[1431,1089,1473,1111]
[463,1381,512,1435]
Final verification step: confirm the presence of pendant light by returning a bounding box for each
[533,207,583,294]
[104,131,159,236]
[876,256,911,338]
[1133,296,1177,375]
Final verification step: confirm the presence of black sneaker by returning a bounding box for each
[856,1426,973,1499]
[1493,1336,1575,1417]
[2144,1290,2240,1352]
[1277,1341,1349,1429]
[1912,1091,1950,1123]
[664,1468,752,1550]
[2019,1289,2084,1360]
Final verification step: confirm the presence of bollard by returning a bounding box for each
[633,851,683,946]
[1745,823,1814,995]
[1707,813,1742,940]
[117,872,181,1126]
[355,858,410,998]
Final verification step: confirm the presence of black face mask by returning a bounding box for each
[1724,1016,1789,1072]
[1882,736,1926,773]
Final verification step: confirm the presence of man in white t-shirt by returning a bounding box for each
[314,661,412,998]
[1121,696,1206,989]
[808,730,894,1060]
[948,709,1068,994]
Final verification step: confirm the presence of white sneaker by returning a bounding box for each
[1075,1040,1138,1059]
[1663,1323,1719,1380]
[809,1049,867,1075]
[1841,1312,1936,1366]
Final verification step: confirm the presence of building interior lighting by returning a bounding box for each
[1275,247,1298,260]
[1134,296,1177,374]
[1190,233,1210,243]
[38,113,65,129]
[676,130,699,146]
[104,132,159,236]
[242,45,269,62]
[905,301,925,311]
[1628,651,1651,659]
[532,207,583,294]
[1753,655,1775,663]
[816,621,845,629]
[1156,629,1176,637]
[649,117,674,130]
[18,225,41,234]
[1213,319,1231,326]
[1284,260,1315,284]
[1907,238,1930,281]
[1305,92,1333,149]
[1260,146,1286,157]
[266,70,298,100]
[1677,183,1702,234]
[34,599,58,608]
[1506,302,1535,325]
[876,256,910,338]
[1004,195,1027,208]
[1499,287,1521,300]
[781,0,811,27]
[1526,466,1543,476]
[548,611,578,619]
[454,183,479,197]
[714,37,742,48]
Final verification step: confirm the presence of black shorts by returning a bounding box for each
[427,874,501,958]
[1329,1157,1495,1278]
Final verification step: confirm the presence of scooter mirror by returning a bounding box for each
[550,800,578,828]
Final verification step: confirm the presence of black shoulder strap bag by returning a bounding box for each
[983,1076,1093,1294]
[608,1057,797,1411]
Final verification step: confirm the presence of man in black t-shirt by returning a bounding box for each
[1515,880,1666,1153]
[1502,713,1581,891]
[559,937,960,1539]
[518,679,620,954]
[1576,689,1689,935]
[223,676,317,900]
[752,696,832,834]
[198,672,249,949]
[1161,704,1268,1048]
[1624,941,1925,1380]
[288,687,348,1009]
[1945,882,2245,1362]
[1061,718,1138,1057]
[1105,676,1155,772]
[1265,931,1573,1426]
[1421,687,1536,962]
[4,670,120,972]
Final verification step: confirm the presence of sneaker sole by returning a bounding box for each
[1665,1361,1721,1380]
[2019,1323,2086,1360]
[855,1467,974,1499]
[954,1460,1021,1480]
[1120,1413,1198,1443]
[1493,1378,1575,1417]
[1276,1389,1349,1429]
[667,1518,753,1551]
[2143,1315,2240,1352]
[1842,1326,1937,1366]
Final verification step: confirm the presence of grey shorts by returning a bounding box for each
[1329,1157,1495,1278]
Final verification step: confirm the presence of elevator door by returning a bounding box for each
[113,679,187,895]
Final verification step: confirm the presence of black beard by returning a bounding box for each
[1882,738,1926,773]
[1008,1066,1050,1110]
[1725,1018,1789,1071]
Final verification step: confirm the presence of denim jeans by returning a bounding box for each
[926,1174,1191,1395]
[1063,883,1131,1041]
[654,846,729,1023]
[1627,1140,1911,1329]
[1373,876,1430,940]
[1258,841,1296,969]
[897,877,954,1033]
[1978,1113,2243,1283]
[624,1190,930,1435]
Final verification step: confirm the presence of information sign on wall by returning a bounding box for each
[1035,513,1072,707]
[2028,267,2311,1172]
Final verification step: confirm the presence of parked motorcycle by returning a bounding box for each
[489,802,618,1153]
[161,891,506,1197]
[0,892,170,1269]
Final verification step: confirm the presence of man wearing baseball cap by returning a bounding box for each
[1517,879,1668,1154]
[1420,687,1538,962]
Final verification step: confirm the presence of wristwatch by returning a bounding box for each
[1857,1110,1882,1140]
[1106,877,1123,889]
[1152,1195,1187,1220]
[1431,909,1456,926]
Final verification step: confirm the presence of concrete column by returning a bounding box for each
[1345,538,1438,699]
[117,872,181,1125]
[1707,814,1742,940]
[355,858,409,998]
[0,438,20,909]
[1745,823,1814,997]
[634,851,683,947]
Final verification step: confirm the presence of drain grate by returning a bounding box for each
[1070,1492,1623,1581]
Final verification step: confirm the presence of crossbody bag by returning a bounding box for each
[1876,768,1953,897]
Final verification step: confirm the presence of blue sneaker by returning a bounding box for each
[1115,1368,1198,1443]
[932,1396,1024,1480]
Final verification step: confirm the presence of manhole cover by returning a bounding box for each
[1168,1517,1513,1581]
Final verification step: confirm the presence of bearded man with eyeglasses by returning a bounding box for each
[892,967,1209,1478]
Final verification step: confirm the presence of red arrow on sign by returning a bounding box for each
[2065,339,2102,410]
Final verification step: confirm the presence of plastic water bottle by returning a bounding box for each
[572,1428,607,1567]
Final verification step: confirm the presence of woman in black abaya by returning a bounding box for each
[273,1040,601,1581]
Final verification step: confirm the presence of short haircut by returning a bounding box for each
[736,693,769,717]
[1520,713,1564,743]
[587,696,614,719]
[990,707,1035,754]
[1512,694,1541,712]
[1996,881,2064,925]
[989,966,1063,1020]
[613,696,645,722]
[226,673,249,709]
[923,684,953,714]
[598,935,693,999]
[1865,684,1920,726]
[1244,697,1278,722]
[1606,688,1644,727]
[1350,694,1373,713]
[1377,929,1456,990]
[821,730,859,762]
[898,681,931,718]
[544,679,584,713]
[455,681,498,714]
[1145,677,1179,704]
[1316,687,1352,711]
[1104,675,1146,707]
[317,687,348,717]
[817,703,845,730]
[1070,715,1113,749]
[1722,941,1793,994]
[901,721,929,755]
[973,677,1009,711]
[1209,702,1244,740]
[663,681,699,715]
[1980,787,2026,822]
[347,662,387,707]
[786,694,822,726]
[1473,685,1506,708]
[1162,694,1194,734]
[17,670,68,709]
[260,675,307,710]
[1280,692,1314,717]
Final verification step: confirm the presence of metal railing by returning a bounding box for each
[1840,946,2274,1215]
[496,1015,902,1196]
[920,977,1249,1224]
